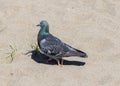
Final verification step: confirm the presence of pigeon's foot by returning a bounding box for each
[57,60,62,67]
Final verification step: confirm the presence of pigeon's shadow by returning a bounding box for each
[29,50,86,66]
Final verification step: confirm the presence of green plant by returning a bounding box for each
[31,42,40,55]
[31,42,39,51]
[6,45,17,63]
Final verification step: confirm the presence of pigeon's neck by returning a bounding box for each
[40,26,49,35]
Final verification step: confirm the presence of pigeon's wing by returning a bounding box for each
[39,35,87,58]
[39,35,64,57]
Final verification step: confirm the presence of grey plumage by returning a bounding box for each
[37,20,88,66]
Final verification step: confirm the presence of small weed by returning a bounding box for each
[25,42,40,56]
[31,42,40,54]
[30,42,40,56]
[6,45,17,63]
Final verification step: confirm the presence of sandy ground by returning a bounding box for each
[0,0,120,86]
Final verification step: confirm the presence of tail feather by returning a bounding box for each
[74,48,88,58]
[63,44,88,58]
[63,47,88,58]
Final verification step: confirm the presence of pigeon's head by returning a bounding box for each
[37,20,49,28]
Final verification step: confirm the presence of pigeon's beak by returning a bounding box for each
[36,24,40,26]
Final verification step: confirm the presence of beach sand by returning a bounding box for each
[0,0,120,86]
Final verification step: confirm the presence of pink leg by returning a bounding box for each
[57,60,62,67]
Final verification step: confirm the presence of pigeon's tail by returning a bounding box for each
[73,48,88,58]
[63,45,88,58]
[63,44,88,58]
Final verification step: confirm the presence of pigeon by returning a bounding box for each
[37,20,88,66]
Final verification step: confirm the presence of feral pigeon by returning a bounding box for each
[37,20,88,66]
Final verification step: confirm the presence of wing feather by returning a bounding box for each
[39,34,64,57]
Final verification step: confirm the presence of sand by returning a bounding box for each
[0,0,120,86]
